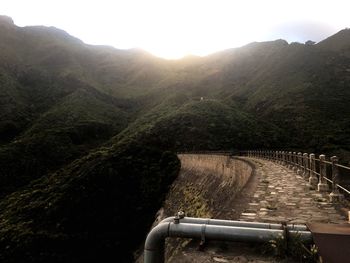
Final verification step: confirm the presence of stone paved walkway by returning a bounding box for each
[152,156,349,263]
[239,158,346,224]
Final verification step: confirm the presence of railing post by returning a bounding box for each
[282,151,285,165]
[303,153,309,179]
[278,151,282,164]
[309,153,318,189]
[318,154,329,192]
[288,152,292,169]
[292,152,297,172]
[329,156,344,202]
[297,152,303,175]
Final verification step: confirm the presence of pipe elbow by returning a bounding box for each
[159,216,175,224]
[145,222,170,250]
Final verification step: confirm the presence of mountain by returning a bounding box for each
[0,16,182,262]
[317,28,350,52]
[0,15,350,261]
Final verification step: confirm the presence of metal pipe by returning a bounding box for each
[144,222,312,263]
[160,216,307,231]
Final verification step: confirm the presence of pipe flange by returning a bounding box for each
[174,211,185,224]
[178,211,185,219]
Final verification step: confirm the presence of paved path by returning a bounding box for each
[162,156,348,263]
[239,157,346,224]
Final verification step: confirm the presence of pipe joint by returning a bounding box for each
[174,211,185,224]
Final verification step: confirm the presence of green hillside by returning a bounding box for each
[0,139,180,262]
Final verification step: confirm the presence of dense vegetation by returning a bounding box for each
[0,15,349,262]
[0,140,180,262]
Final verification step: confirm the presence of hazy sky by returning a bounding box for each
[2,0,350,58]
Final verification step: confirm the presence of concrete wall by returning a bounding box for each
[158,154,254,220]
[158,154,255,262]
[136,154,255,262]
[179,154,254,195]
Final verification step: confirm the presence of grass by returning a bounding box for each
[263,233,319,262]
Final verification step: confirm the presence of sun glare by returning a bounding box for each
[2,0,350,59]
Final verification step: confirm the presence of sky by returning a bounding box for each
[2,0,350,59]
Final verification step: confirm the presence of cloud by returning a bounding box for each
[268,21,341,43]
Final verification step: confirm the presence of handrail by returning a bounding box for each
[338,185,350,195]
[337,164,350,171]
[179,150,350,201]
[242,150,350,202]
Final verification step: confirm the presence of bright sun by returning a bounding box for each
[2,0,350,59]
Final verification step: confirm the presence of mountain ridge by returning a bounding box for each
[3,15,349,60]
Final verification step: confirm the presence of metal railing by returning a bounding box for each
[242,150,350,202]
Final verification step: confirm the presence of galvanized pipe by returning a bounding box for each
[144,222,312,263]
[160,216,307,231]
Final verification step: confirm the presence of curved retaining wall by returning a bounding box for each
[179,154,254,196]
[136,154,256,262]
[163,154,255,262]
[159,154,255,219]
